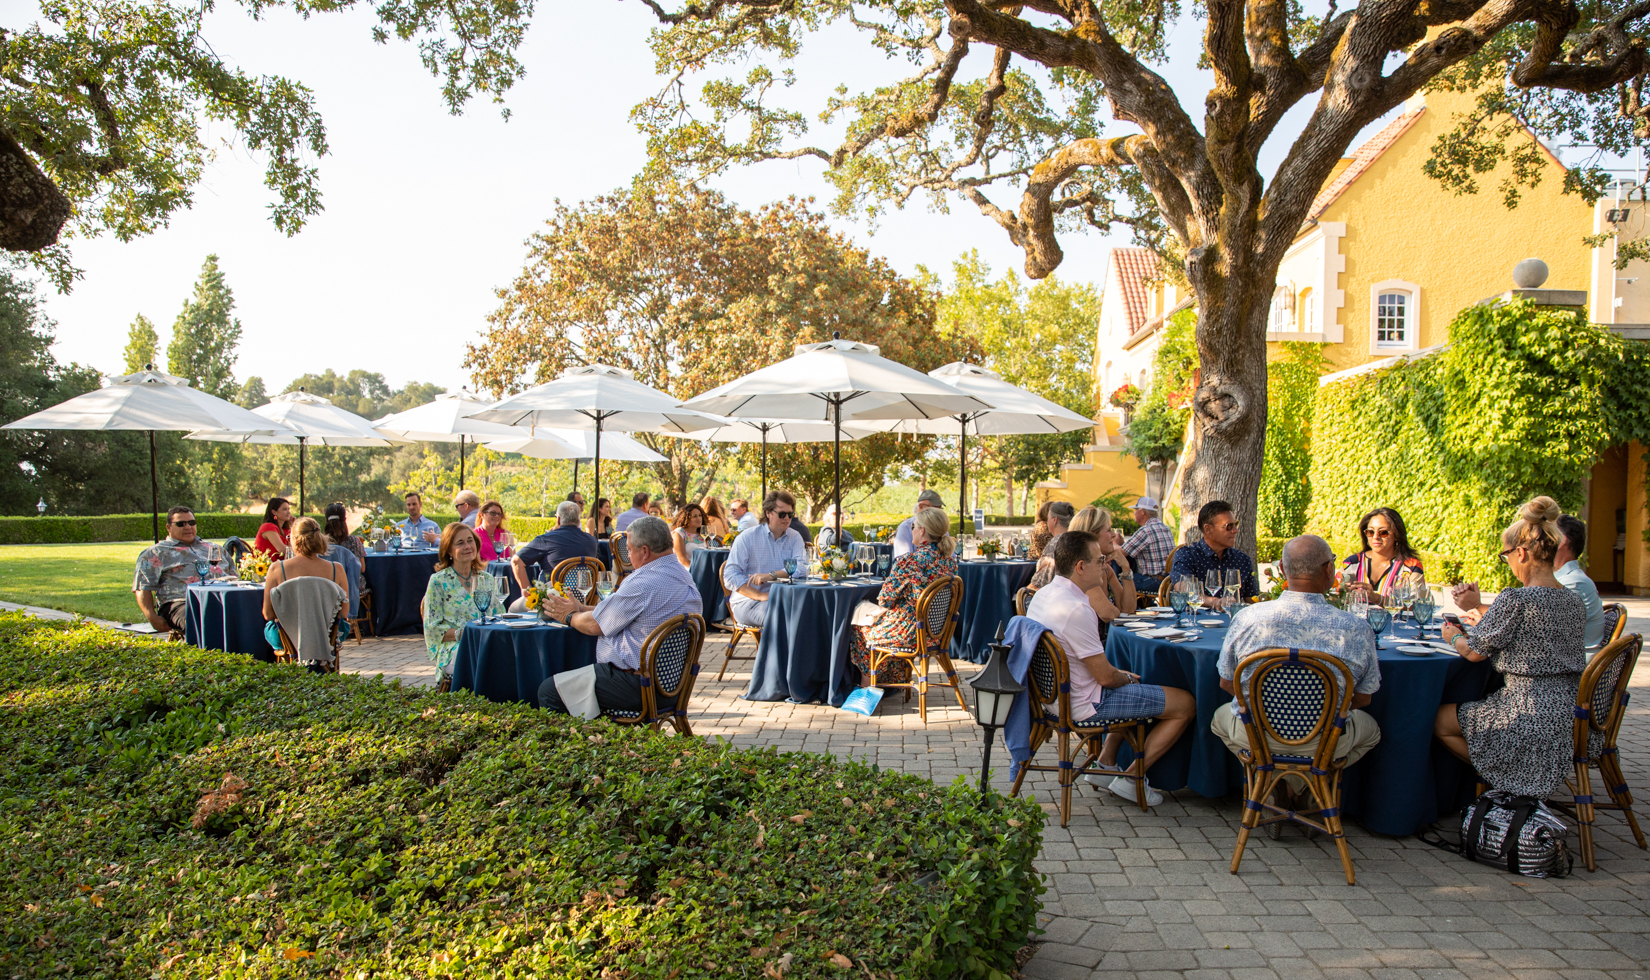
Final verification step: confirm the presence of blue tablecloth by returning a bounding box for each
[185,583,274,662]
[487,560,522,608]
[689,548,731,623]
[596,540,613,568]
[954,559,1038,663]
[363,550,440,636]
[450,619,599,707]
[744,579,883,706]
[1105,619,1493,836]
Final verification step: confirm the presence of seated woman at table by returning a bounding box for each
[476,499,516,561]
[587,497,614,538]
[671,503,710,566]
[423,523,505,682]
[849,507,959,687]
[254,497,294,558]
[815,504,856,549]
[1028,501,1053,560]
[700,495,731,539]
[323,502,367,566]
[1341,506,1424,598]
[262,517,352,670]
[1031,507,1136,621]
[1434,496,1586,799]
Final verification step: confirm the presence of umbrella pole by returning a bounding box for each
[149,430,159,543]
[459,434,465,488]
[959,418,967,521]
[299,437,307,515]
[832,400,842,542]
[761,427,768,504]
[594,418,603,535]
[572,459,579,497]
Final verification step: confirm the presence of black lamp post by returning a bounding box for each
[36,497,46,516]
[968,622,1024,806]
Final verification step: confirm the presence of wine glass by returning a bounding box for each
[783,557,798,579]
[1183,575,1204,620]
[1223,568,1242,611]
[1366,604,1391,648]
[876,553,891,578]
[207,544,224,580]
[1204,570,1222,615]
[1168,583,1190,627]
[594,572,616,601]
[495,572,510,609]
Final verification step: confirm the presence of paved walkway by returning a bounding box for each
[8,596,1649,977]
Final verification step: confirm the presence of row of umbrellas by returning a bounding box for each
[3,337,1092,541]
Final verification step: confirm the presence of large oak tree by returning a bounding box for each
[626,0,1650,549]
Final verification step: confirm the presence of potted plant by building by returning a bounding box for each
[1109,383,1142,423]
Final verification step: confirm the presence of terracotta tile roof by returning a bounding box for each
[1306,106,1426,222]
[1108,247,1160,334]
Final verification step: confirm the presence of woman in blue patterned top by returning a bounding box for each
[850,506,959,686]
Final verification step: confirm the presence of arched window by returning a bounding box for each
[1268,284,1296,333]
[1370,280,1420,349]
[1299,287,1316,333]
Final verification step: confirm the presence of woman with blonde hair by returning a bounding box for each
[1032,506,1136,616]
[422,523,504,681]
[849,506,959,686]
[261,517,352,664]
[700,495,730,538]
[1434,496,1586,798]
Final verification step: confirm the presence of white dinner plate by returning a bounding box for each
[1398,645,1435,656]
[505,620,538,629]
[1141,627,1187,639]
[1197,619,1225,627]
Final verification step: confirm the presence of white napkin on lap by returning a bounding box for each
[851,601,888,627]
[552,664,601,720]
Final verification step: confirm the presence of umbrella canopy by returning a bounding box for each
[857,362,1095,515]
[658,417,877,503]
[373,390,525,486]
[1,367,288,541]
[486,431,667,463]
[682,337,995,536]
[466,364,718,514]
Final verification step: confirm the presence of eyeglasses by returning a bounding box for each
[1366,528,1392,538]
[1211,521,1240,531]
[483,510,503,518]
[1498,546,1517,564]
[170,519,196,527]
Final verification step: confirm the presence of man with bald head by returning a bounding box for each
[1211,534,1383,829]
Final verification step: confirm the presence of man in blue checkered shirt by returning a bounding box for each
[1121,496,1175,594]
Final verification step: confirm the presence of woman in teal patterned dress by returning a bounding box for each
[850,507,958,685]
[423,523,504,680]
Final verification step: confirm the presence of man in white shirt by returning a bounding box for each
[1026,530,1195,806]
[730,498,758,530]
[892,489,945,558]
[723,490,808,627]
[1555,515,1606,653]
[615,492,651,533]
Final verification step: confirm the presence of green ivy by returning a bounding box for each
[1305,300,1650,588]
[1257,343,1329,538]
[1122,308,1196,465]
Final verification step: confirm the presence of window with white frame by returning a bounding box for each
[1370,280,1419,350]
[1268,284,1296,333]
[1299,287,1316,333]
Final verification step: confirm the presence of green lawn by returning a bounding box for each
[0,541,151,623]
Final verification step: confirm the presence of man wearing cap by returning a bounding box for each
[1122,496,1175,595]
[892,489,946,559]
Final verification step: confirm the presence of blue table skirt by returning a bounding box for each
[745,579,883,706]
[1105,624,1493,836]
[596,540,613,568]
[487,560,523,608]
[450,620,599,707]
[363,550,440,636]
[954,559,1038,664]
[689,549,731,623]
[185,583,275,662]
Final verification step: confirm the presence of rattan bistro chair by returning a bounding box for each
[1009,629,1155,826]
[1014,586,1037,618]
[551,556,605,604]
[1227,647,1359,885]
[1156,547,1184,606]
[865,575,966,723]
[609,532,634,583]
[715,571,760,681]
[1603,603,1628,645]
[1551,632,1645,871]
[601,613,706,735]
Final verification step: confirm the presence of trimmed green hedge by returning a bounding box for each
[0,614,1044,979]
[0,513,264,545]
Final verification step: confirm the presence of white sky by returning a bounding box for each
[21,2,1385,395]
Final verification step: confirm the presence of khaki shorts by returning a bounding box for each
[1210,701,1381,771]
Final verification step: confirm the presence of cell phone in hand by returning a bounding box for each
[1442,613,1463,629]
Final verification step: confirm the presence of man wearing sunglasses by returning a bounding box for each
[1167,500,1259,606]
[133,506,215,634]
[724,490,807,628]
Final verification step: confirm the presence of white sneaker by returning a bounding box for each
[1108,774,1163,807]
[1083,762,1121,787]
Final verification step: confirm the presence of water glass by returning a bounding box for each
[783,558,798,579]
[1366,605,1391,646]
[876,554,891,577]
[194,558,211,581]
[1412,596,1436,637]
[1168,588,1190,627]
[595,572,615,601]
[472,589,492,624]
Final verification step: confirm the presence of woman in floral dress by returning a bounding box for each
[423,523,504,681]
[851,507,959,686]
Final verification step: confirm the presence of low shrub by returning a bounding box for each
[0,614,1044,979]
[0,513,264,545]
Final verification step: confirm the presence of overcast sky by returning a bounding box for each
[18,2,1382,396]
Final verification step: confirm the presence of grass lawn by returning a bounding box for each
[0,541,151,623]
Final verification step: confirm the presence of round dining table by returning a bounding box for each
[743,578,883,707]
[185,581,274,662]
[953,558,1038,663]
[362,549,440,636]
[688,548,731,624]
[1104,613,1493,837]
[449,618,600,707]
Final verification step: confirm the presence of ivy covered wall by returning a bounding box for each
[1256,343,1329,538]
[1304,300,1650,588]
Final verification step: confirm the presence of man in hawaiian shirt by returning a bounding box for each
[133,506,214,633]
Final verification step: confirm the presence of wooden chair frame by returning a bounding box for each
[609,532,635,583]
[1156,547,1183,606]
[1007,630,1153,826]
[551,556,606,605]
[1602,602,1628,645]
[603,613,706,735]
[1551,631,1645,871]
[345,589,375,645]
[1227,647,1358,885]
[273,590,346,674]
[716,571,761,681]
[1014,586,1037,618]
[866,575,967,723]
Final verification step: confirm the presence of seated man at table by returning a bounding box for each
[566,490,586,512]
[133,506,216,634]
[1122,496,1175,595]
[731,498,758,530]
[724,490,808,628]
[399,491,441,545]
[509,501,600,607]
[453,489,481,527]
[1212,534,1382,824]
[1169,499,1258,605]
[892,489,946,558]
[538,516,702,717]
[1027,530,1196,807]
[615,492,651,533]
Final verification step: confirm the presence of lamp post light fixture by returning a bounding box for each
[36,497,46,516]
[968,621,1024,806]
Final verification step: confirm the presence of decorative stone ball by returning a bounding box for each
[1513,258,1549,289]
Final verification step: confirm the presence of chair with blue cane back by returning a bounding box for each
[602,613,706,736]
[1551,632,1644,871]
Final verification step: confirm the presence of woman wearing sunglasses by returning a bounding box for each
[1341,506,1424,597]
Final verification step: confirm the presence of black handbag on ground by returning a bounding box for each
[1422,790,1573,878]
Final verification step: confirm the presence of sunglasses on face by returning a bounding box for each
[483,510,502,518]
[1211,521,1240,531]
[170,520,196,527]
[1366,527,1392,538]
[775,511,794,520]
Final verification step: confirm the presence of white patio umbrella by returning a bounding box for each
[372,389,523,487]
[487,429,669,499]
[858,362,1094,516]
[465,364,719,511]
[0,366,288,541]
[682,336,994,538]
[187,388,399,514]
[658,417,876,503]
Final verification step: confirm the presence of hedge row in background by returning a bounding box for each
[0,614,1044,979]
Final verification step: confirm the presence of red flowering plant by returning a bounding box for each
[1108,383,1142,408]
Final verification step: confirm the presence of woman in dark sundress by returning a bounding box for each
[850,506,959,686]
[1435,496,1586,798]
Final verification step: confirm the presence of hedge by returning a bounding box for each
[0,513,264,545]
[0,613,1045,979]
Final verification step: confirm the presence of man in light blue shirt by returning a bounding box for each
[892,489,946,558]
[724,490,807,627]
[398,492,440,546]
[731,498,758,530]
[615,492,651,533]
[1555,515,1606,653]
